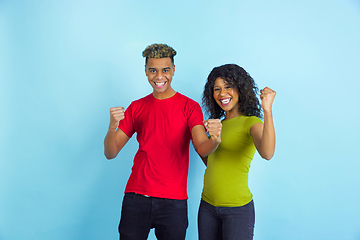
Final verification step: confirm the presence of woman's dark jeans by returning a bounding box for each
[198,199,255,240]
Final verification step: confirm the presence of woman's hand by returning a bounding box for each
[260,87,276,113]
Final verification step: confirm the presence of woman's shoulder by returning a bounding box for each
[226,115,262,123]
[244,115,262,122]
[241,115,263,130]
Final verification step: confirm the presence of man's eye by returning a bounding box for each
[163,70,168,73]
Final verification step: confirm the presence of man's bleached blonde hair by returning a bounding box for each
[142,43,176,64]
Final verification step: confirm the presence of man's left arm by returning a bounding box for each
[191,119,222,158]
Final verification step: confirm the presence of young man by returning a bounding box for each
[104,43,222,240]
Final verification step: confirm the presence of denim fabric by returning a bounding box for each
[119,193,188,240]
[198,199,255,240]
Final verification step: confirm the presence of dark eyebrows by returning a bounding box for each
[213,83,231,89]
[148,67,171,71]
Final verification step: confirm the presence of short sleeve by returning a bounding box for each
[187,101,205,131]
[244,116,263,135]
[118,102,135,138]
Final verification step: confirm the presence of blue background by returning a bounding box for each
[1,1,360,239]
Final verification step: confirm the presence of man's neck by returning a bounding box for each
[152,88,177,100]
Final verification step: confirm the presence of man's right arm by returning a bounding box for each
[104,107,130,159]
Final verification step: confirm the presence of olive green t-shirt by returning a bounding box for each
[202,115,263,207]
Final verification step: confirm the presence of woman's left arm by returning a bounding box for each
[250,87,276,160]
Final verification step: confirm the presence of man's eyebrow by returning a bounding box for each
[148,67,171,70]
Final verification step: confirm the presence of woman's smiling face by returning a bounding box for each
[213,77,240,115]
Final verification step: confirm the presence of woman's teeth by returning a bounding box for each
[220,98,231,104]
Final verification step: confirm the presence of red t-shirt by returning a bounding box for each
[118,92,204,200]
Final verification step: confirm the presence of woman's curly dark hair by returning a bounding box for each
[202,64,262,119]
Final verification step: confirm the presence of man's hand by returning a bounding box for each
[204,119,222,143]
[109,107,125,131]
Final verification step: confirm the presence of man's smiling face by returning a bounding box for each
[145,57,175,99]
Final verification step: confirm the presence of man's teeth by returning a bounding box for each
[155,82,165,86]
[220,98,231,104]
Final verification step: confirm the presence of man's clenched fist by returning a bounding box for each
[204,119,222,143]
[109,107,125,131]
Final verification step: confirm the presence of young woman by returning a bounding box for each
[198,64,276,240]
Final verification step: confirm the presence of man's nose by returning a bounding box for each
[156,72,164,79]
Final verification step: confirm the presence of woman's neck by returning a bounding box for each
[224,110,242,121]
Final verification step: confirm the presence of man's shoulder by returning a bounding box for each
[131,93,153,105]
[125,94,152,115]
[176,92,199,105]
